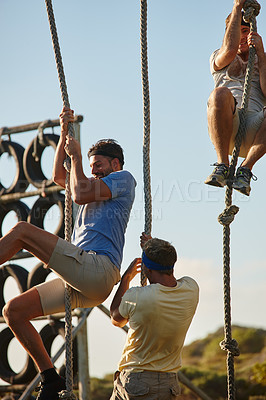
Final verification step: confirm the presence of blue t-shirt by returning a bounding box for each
[71,170,136,269]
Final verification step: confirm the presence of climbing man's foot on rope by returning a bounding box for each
[36,376,65,400]
[204,163,229,187]
[232,166,257,196]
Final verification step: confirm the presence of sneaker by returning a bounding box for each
[232,166,257,196]
[204,163,229,187]
[36,377,66,400]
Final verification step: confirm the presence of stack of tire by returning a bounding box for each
[0,134,77,385]
[0,134,68,238]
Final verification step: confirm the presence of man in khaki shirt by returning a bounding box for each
[110,236,199,399]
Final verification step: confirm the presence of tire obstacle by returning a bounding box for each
[0,118,82,399]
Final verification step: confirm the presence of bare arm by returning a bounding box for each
[214,0,245,70]
[53,107,112,203]
[65,136,112,204]
[110,258,142,327]
[248,32,266,97]
[52,108,74,188]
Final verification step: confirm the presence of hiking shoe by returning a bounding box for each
[36,377,66,400]
[204,163,229,187]
[232,166,257,196]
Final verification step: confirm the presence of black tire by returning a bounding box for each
[0,201,30,238]
[23,134,59,188]
[40,321,78,379]
[27,262,52,290]
[27,193,66,238]
[2,396,35,400]
[0,327,37,384]
[0,264,28,317]
[0,141,29,195]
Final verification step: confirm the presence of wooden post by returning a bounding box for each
[77,311,90,400]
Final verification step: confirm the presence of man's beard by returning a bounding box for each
[94,166,114,179]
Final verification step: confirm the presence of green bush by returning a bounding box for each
[202,335,224,359]
[90,375,113,400]
[251,362,266,385]
[232,327,265,354]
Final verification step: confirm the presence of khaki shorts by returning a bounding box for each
[110,370,181,400]
[36,238,121,315]
[229,107,265,158]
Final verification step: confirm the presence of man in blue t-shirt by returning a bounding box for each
[2,107,136,400]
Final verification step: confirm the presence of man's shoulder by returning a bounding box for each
[179,276,199,292]
[210,49,221,73]
[103,170,136,184]
[210,49,220,61]
[123,284,152,301]
[101,170,136,199]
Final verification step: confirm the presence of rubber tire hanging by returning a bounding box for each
[0,201,30,238]
[23,134,59,188]
[0,141,29,195]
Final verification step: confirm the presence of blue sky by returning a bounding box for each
[1,0,265,379]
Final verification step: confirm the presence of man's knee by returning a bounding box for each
[3,288,42,326]
[208,87,234,110]
[11,221,29,238]
[2,298,20,326]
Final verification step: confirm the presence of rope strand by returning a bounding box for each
[44,1,76,398]
[218,2,260,399]
[140,0,152,287]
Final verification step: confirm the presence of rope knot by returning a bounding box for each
[220,338,240,357]
[59,390,77,399]
[243,0,261,22]
[218,205,239,226]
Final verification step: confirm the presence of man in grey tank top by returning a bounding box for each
[205,0,266,196]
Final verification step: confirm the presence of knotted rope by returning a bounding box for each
[218,1,260,399]
[45,1,76,398]
[140,0,152,287]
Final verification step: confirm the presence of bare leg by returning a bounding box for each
[3,287,53,372]
[241,111,266,170]
[1,222,59,371]
[0,221,58,265]
[207,87,236,165]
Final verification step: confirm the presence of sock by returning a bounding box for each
[40,367,60,384]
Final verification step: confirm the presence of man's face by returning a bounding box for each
[90,155,114,179]
[238,26,250,55]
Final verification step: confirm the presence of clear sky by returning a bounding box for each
[0,0,265,380]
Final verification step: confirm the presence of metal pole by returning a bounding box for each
[18,308,93,400]
[77,311,90,400]
[0,115,83,136]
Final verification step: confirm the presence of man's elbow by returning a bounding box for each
[53,174,65,189]
[71,193,81,204]
[71,191,90,205]
[111,317,127,328]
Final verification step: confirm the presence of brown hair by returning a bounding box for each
[88,139,124,168]
[143,238,177,275]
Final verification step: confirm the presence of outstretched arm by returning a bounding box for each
[110,258,142,327]
[214,0,246,70]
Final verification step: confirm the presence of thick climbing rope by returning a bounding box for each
[217,1,260,399]
[44,1,76,399]
[140,0,152,287]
